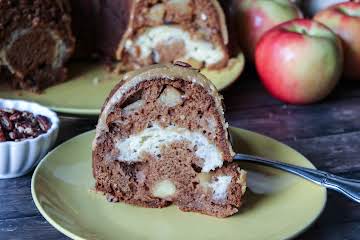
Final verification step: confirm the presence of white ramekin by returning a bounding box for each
[0,99,59,178]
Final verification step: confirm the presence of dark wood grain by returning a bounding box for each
[0,72,359,240]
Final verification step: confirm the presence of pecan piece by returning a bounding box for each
[9,111,21,121]
[173,61,192,68]
[36,115,51,132]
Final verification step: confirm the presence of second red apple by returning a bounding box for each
[314,2,360,80]
[255,19,343,104]
[235,0,302,60]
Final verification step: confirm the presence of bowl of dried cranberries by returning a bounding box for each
[0,99,59,178]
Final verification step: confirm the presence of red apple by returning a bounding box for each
[235,0,303,60]
[314,2,360,80]
[255,19,343,104]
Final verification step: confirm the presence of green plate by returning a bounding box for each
[0,54,245,116]
[31,127,326,240]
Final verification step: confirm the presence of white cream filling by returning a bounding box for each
[209,175,232,201]
[125,25,224,65]
[115,124,223,172]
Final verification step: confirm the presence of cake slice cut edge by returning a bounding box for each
[92,62,247,217]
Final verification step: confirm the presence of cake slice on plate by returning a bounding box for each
[92,62,246,217]
[116,0,229,70]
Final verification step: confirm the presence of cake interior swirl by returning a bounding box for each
[117,0,229,70]
[92,63,246,217]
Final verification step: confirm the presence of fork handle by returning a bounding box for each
[322,174,360,203]
[233,153,360,203]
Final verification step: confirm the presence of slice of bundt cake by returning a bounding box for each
[0,0,75,92]
[116,0,229,70]
[92,62,246,217]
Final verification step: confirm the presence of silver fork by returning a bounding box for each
[234,153,360,203]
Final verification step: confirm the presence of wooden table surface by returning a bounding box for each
[1,70,359,240]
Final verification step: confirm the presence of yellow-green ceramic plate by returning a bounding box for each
[32,127,326,240]
[0,54,245,116]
